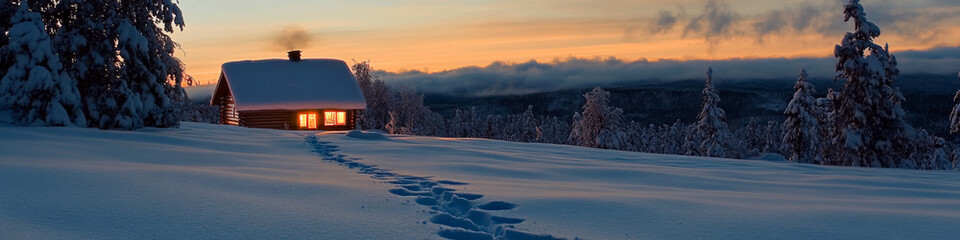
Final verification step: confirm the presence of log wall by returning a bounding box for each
[238,109,358,131]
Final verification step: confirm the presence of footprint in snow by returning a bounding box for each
[305,135,562,240]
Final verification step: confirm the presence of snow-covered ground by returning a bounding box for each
[0,123,434,239]
[2,122,959,239]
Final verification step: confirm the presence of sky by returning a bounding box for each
[173,0,960,86]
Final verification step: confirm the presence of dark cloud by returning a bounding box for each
[652,0,960,48]
[752,10,788,43]
[376,46,960,97]
[683,0,742,51]
[652,10,678,34]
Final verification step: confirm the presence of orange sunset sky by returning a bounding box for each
[171,0,960,84]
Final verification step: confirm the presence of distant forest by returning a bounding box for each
[423,73,960,142]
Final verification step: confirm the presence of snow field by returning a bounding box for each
[318,130,960,239]
[1,123,959,239]
[0,123,434,239]
[307,132,560,239]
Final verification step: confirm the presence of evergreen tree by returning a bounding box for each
[0,2,84,126]
[568,87,625,149]
[518,105,539,142]
[385,87,439,136]
[352,60,374,129]
[665,120,688,155]
[691,68,731,157]
[827,0,915,168]
[0,1,16,83]
[40,0,185,129]
[365,79,391,130]
[783,69,822,164]
[734,118,764,158]
[950,70,960,134]
[537,115,569,144]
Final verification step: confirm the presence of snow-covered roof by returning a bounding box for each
[213,59,366,111]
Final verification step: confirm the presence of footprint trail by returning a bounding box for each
[306,135,562,240]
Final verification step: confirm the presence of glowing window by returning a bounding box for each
[308,113,317,129]
[299,114,307,128]
[324,111,347,126]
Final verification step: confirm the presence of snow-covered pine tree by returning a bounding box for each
[762,120,786,155]
[446,108,467,137]
[485,114,507,140]
[46,0,184,129]
[691,68,731,157]
[386,87,425,135]
[537,115,569,144]
[733,118,763,158]
[0,2,85,126]
[352,60,374,129]
[114,0,185,128]
[50,0,131,129]
[950,70,960,134]
[827,0,915,168]
[0,1,16,84]
[352,60,373,101]
[664,120,688,155]
[815,89,836,159]
[518,105,539,142]
[568,87,625,149]
[923,136,952,170]
[783,68,822,164]
[364,79,391,130]
[384,87,443,136]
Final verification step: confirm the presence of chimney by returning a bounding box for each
[287,50,302,62]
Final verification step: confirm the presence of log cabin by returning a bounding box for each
[210,51,366,130]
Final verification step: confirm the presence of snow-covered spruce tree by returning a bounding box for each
[783,69,823,164]
[568,87,626,149]
[733,118,763,158]
[691,68,731,157]
[446,107,484,138]
[48,0,185,129]
[385,87,442,136]
[762,120,786,155]
[352,60,374,129]
[49,0,131,128]
[446,108,467,137]
[352,60,373,101]
[364,79,391,130]
[827,0,915,168]
[0,2,85,126]
[950,70,960,134]
[518,105,539,142]
[114,0,185,129]
[0,1,17,83]
[664,120,688,155]
[484,114,507,140]
[910,131,952,170]
[536,115,569,144]
[815,90,836,156]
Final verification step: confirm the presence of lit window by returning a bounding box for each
[324,111,347,126]
[299,114,307,128]
[308,113,317,129]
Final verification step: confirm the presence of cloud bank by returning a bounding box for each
[377,46,960,96]
[646,0,960,49]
